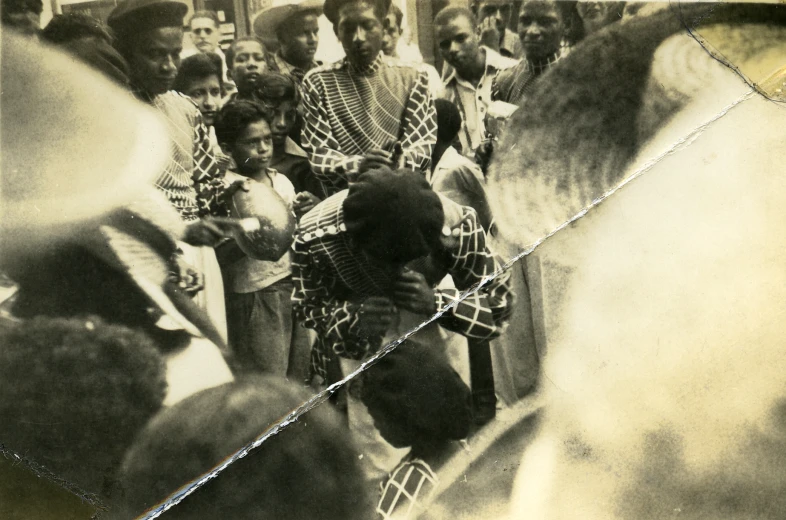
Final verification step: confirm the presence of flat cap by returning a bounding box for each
[108,0,187,35]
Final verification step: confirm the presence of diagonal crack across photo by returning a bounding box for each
[3,1,786,519]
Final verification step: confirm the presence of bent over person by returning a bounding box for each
[300,0,437,196]
[292,167,512,480]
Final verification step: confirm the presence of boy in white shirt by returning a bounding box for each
[214,100,311,381]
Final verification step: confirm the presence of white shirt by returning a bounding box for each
[441,47,519,153]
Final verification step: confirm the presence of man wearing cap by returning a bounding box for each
[108,0,235,341]
[292,167,512,478]
[300,0,437,196]
[254,0,322,83]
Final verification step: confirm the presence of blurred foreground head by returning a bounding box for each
[119,377,373,519]
[484,3,786,519]
[0,317,167,498]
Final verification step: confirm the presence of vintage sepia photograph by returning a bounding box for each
[2,0,786,518]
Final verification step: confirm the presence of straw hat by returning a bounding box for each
[252,0,323,41]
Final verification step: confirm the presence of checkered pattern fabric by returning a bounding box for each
[301,53,437,195]
[376,458,439,520]
[151,91,228,221]
[491,48,567,106]
[291,191,513,381]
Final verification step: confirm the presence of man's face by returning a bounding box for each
[336,2,383,69]
[127,27,183,95]
[190,17,220,53]
[381,12,400,57]
[229,41,267,96]
[577,1,617,35]
[267,99,298,149]
[231,119,273,175]
[478,2,512,35]
[517,2,564,62]
[280,13,319,67]
[183,75,222,126]
[436,15,481,76]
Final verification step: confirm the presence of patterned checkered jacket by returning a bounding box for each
[291,190,513,381]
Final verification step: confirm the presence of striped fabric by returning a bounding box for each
[151,91,228,221]
[491,48,567,106]
[377,458,439,520]
[291,191,513,381]
[301,53,437,195]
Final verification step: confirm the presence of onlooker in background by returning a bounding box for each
[109,0,236,342]
[492,1,576,106]
[119,377,374,519]
[430,99,492,232]
[436,6,518,158]
[474,0,523,59]
[577,1,625,35]
[254,72,325,202]
[0,317,167,500]
[1,0,42,36]
[182,10,236,94]
[173,52,227,160]
[214,100,311,380]
[41,13,130,86]
[253,0,322,83]
[381,3,444,98]
[362,341,472,519]
[301,0,437,195]
[225,35,270,101]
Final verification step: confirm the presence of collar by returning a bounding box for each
[443,46,516,87]
[434,145,462,173]
[345,51,384,76]
[523,47,565,74]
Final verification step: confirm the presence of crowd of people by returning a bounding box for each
[0,0,670,518]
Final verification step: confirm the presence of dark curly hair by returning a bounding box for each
[214,99,273,149]
[0,316,167,497]
[119,376,373,519]
[173,52,223,94]
[41,12,112,44]
[254,71,300,107]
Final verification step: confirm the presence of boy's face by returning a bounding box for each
[190,17,220,53]
[280,12,320,67]
[231,119,273,175]
[518,1,565,62]
[336,2,383,69]
[269,99,298,148]
[229,41,267,96]
[184,75,222,126]
[381,12,401,57]
[127,27,183,95]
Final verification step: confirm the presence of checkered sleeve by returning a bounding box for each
[291,235,378,367]
[400,69,437,173]
[192,112,229,217]
[435,207,514,339]
[301,74,364,190]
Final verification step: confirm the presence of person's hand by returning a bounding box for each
[392,270,437,315]
[358,148,394,175]
[169,255,204,296]
[356,296,397,338]
[293,191,321,219]
[219,178,251,205]
[474,138,494,175]
[183,218,230,247]
[478,16,501,51]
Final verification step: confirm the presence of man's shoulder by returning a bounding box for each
[484,46,520,72]
[303,60,346,83]
[156,91,200,119]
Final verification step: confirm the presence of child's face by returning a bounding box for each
[231,119,273,175]
[269,100,298,148]
[184,75,222,126]
[229,41,267,96]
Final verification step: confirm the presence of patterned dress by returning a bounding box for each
[301,53,437,195]
[291,190,513,382]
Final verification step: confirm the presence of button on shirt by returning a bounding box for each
[441,46,519,154]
